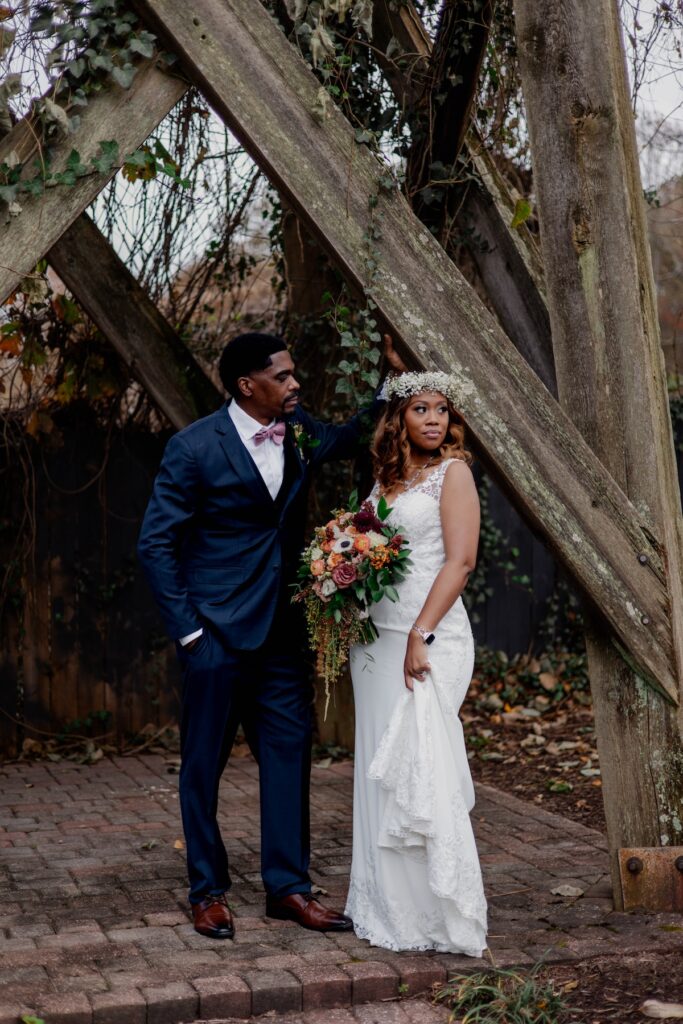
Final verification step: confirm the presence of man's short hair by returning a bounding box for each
[218,332,288,398]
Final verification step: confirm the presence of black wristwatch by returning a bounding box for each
[411,624,435,645]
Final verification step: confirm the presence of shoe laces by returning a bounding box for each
[207,892,230,908]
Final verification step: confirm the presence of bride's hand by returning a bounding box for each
[383,334,408,374]
[404,632,430,692]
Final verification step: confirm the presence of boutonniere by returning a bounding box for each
[291,423,321,462]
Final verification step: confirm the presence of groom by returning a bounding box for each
[138,332,396,939]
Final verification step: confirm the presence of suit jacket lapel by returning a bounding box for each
[215,405,275,506]
[277,424,305,516]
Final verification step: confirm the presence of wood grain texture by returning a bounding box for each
[0,59,186,305]
[515,0,683,884]
[49,214,222,428]
[135,0,677,699]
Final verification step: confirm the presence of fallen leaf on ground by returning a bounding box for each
[311,883,329,896]
[550,884,584,898]
[641,1000,683,1019]
[173,838,185,850]
[562,980,579,992]
[314,757,333,769]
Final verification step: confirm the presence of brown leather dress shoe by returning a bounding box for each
[266,892,353,932]
[192,893,235,939]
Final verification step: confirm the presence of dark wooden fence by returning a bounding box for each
[2,412,679,758]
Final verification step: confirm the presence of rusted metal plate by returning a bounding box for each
[619,847,683,911]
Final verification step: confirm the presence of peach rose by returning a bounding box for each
[327,552,343,569]
[311,559,325,577]
[332,562,357,589]
[353,535,371,554]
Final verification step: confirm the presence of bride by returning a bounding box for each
[345,370,488,956]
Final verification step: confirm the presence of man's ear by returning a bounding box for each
[237,375,252,398]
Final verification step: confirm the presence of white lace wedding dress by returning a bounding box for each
[345,458,488,955]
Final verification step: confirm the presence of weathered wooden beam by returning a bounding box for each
[515,0,683,896]
[135,0,677,698]
[371,0,555,392]
[0,58,186,305]
[49,214,221,428]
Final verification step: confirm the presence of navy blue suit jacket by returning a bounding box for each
[137,400,376,651]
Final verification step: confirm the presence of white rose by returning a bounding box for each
[367,531,385,547]
[310,546,324,560]
[321,578,338,597]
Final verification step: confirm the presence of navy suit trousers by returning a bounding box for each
[177,618,313,904]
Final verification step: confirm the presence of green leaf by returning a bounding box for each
[111,64,136,89]
[67,57,86,79]
[129,34,155,58]
[66,149,89,176]
[0,183,18,203]
[90,53,114,72]
[90,140,119,175]
[384,585,399,603]
[376,495,391,521]
[510,197,532,230]
[335,378,352,395]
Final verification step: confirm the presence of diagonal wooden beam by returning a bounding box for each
[371,0,555,393]
[48,214,222,428]
[134,0,677,698]
[0,58,186,305]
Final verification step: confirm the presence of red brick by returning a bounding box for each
[91,988,146,1024]
[395,957,447,996]
[192,973,252,1018]
[289,962,352,1010]
[36,991,92,1024]
[242,968,302,1015]
[142,981,198,1024]
[340,961,399,1004]
[0,1006,34,1024]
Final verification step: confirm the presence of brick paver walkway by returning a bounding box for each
[0,753,680,1023]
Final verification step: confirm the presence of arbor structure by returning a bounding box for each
[1,0,681,907]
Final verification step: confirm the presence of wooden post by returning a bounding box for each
[515,0,683,899]
[129,0,679,697]
[49,214,221,429]
[0,59,186,304]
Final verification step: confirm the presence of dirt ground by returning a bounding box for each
[548,952,683,1022]
[465,679,605,832]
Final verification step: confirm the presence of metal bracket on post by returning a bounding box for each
[618,848,683,911]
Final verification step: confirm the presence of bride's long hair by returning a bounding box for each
[371,393,472,492]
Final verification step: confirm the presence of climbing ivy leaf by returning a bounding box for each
[510,197,532,230]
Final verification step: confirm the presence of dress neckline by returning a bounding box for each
[375,458,454,505]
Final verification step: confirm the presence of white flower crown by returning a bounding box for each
[379,371,460,405]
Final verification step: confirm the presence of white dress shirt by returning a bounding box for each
[179,400,285,645]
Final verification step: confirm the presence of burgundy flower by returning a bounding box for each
[331,561,357,589]
[352,501,384,534]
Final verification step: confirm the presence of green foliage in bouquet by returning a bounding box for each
[292,490,411,716]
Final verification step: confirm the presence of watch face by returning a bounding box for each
[425,633,435,645]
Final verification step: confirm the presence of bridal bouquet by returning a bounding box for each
[292,492,411,716]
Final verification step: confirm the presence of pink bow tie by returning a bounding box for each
[253,422,286,446]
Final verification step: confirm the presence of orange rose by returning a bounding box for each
[327,552,343,569]
[311,559,325,577]
[322,541,333,553]
[354,535,371,554]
